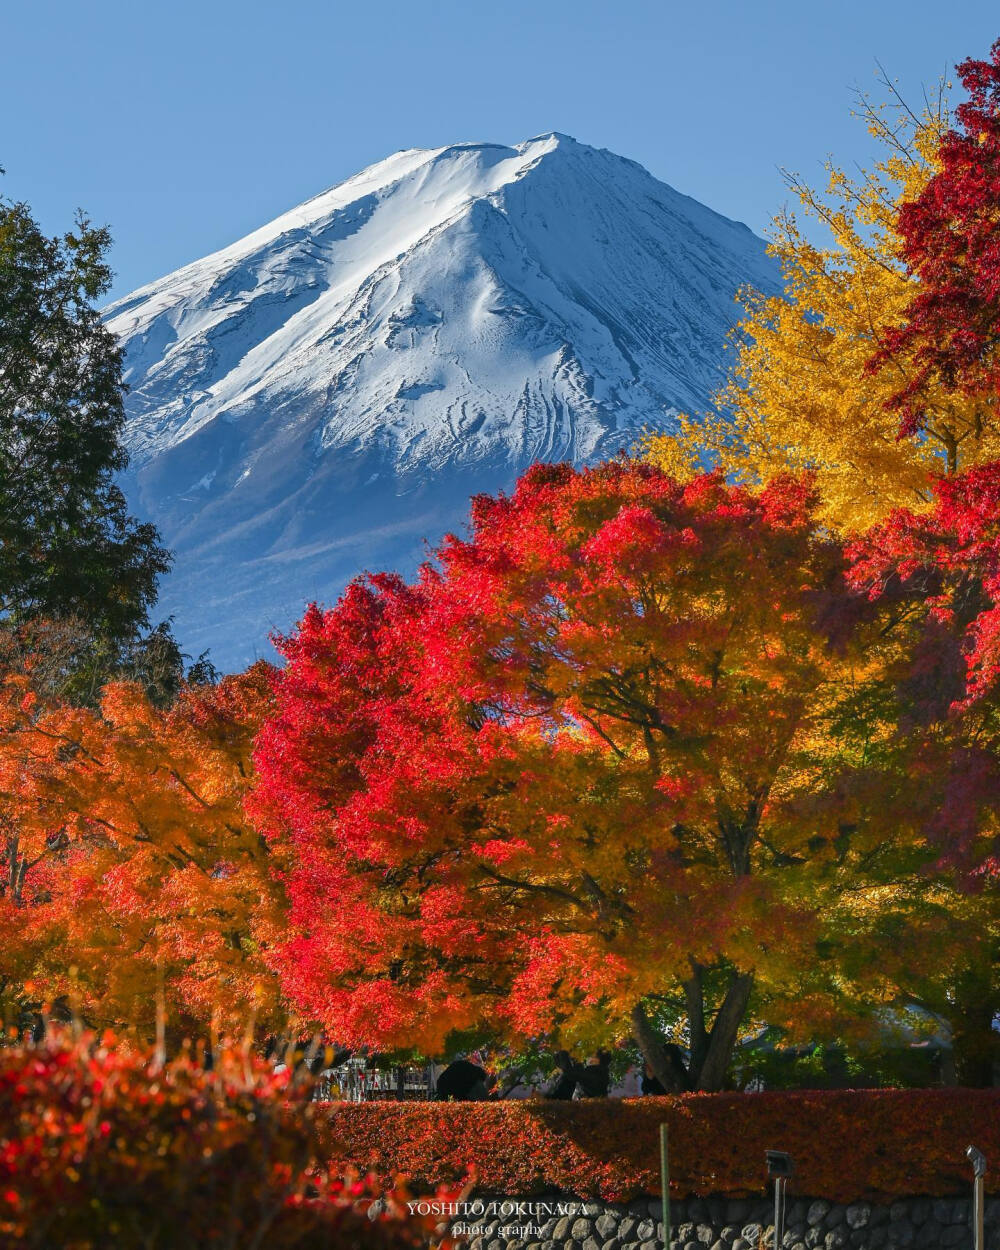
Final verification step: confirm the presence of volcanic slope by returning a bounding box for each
[107,133,778,668]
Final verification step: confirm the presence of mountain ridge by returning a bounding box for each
[107,133,779,668]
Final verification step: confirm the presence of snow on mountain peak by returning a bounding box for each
[107,135,778,669]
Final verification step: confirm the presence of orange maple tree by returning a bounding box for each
[0,662,288,1039]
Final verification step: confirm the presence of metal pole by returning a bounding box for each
[974,1173,984,1250]
[765,1150,793,1250]
[773,1176,785,1249]
[967,1145,986,1250]
[659,1122,671,1250]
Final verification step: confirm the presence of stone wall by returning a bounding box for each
[447,1193,1000,1250]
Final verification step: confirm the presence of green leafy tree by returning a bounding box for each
[0,190,171,698]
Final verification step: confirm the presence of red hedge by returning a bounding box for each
[319,1091,1000,1204]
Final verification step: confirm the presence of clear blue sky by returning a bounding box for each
[4,0,998,301]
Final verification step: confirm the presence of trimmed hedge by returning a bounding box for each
[319,1091,1000,1204]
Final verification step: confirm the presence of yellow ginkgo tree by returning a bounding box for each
[645,77,1000,531]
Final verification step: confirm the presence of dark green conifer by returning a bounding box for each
[0,191,174,699]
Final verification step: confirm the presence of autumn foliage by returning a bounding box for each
[253,462,883,1089]
[317,1091,1000,1202]
[872,40,1000,427]
[4,35,1000,1127]
[845,459,1000,882]
[0,1030,456,1249]
[642,73,995,527]
[632,40,1000,1088]
[841,464,1000,1083]
[644,46,1000,527]
[0,664,288,1039]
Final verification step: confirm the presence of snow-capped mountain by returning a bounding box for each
[107,133,778,669]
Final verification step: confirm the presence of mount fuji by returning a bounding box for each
[106,133,778,669]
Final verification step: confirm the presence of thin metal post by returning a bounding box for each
[967,1145,986,1250]
[766,1150,793,1250]
[659,1122,671,1250]
[974,1173,984,1250]
[773,1176,786,1249]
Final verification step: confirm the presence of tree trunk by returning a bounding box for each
[684,965,708,1078]
[629,1002,690,1092]
[694,971,754,1091]
[630,969,755,1094]
[949,968,998,1087]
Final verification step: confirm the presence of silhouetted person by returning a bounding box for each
[545,1049,611,1099]
[576,1050,612,1098]
[546,1049,579,1099]
[435,1058,492,1101]
[641,1060,666,1095]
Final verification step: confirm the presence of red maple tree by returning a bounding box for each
[846,462,1000,1082]
[870,39,1000,437]
[252,463,870,1091]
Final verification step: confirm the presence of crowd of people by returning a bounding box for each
[432,1050,667,1101]
[282,1041,670,1102]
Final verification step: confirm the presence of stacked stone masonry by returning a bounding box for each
[452,1194,1000,1250]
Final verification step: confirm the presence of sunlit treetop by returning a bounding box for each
[870,39,1000,431]
[644,67,1000,531]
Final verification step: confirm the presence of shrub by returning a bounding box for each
[319,1091,1000,1203]
[0,1031,454,1249]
